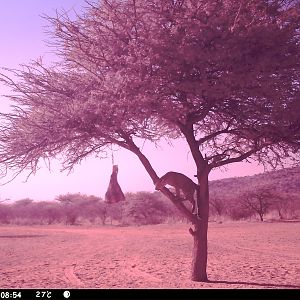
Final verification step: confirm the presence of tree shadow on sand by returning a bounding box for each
[266,219,300,223]
[208,279,300,289]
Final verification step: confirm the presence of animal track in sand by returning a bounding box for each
[64,264,84,287]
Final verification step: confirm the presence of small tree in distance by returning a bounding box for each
[123,191,170,225]
[56,193,106,225]
[0,0,299,282]
[241,186,274,221]
[209,194,226,219]
[272,192,300,220]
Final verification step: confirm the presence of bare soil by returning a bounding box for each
[0,221,299,289]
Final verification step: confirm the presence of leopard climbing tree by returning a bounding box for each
[155,171,198,214]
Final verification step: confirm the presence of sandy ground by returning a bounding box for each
[0,221,299,289]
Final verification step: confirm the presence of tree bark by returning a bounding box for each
[191,221,208,281]
[190,170,209,282]
[124,135,209,280]
[170,124,210,282]
[126,139,198,223]
[277,207,283,219]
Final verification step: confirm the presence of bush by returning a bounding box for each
[56,193,105,225]
[0,204,11,224]
[122,192,171,225]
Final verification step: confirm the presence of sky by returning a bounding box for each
[0,1,265,202]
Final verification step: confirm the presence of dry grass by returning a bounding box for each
[0,221,299,289]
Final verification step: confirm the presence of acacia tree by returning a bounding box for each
[241,186,274,221]
[0,0,300,282]
[209,194,226,218]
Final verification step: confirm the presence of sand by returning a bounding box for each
[0,221,299,289]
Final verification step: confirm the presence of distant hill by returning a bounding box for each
[209,166,300,198]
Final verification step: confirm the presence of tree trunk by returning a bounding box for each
[191,220,208,281]
[126,137,207,280]
[191,171,209,282]
[277,206,283,219]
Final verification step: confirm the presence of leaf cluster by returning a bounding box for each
[0,0,299,180]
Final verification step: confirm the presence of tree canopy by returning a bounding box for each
[0,0,299,282]
[0,0,299,180]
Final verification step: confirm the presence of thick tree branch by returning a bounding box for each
[177,123,207,172]
[196,119,235,145]
[187,103,214,125]
[210,148,259,168]
[118,131,198,223]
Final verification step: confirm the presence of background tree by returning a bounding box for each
[106,202,124,225]
[10,198,35,225]
[209,193,226,219]
[209,166,300,220]
[123,191,170,225]
[0,0,299,281]
[32,201,63,225]
[0,203,11,224]
[241,186,274,221]
[80,195,108,225]
[56,193,83,225]
[56,193,105,225]
[272,192,300,220]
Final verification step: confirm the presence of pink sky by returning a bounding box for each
[0,1,265,201]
